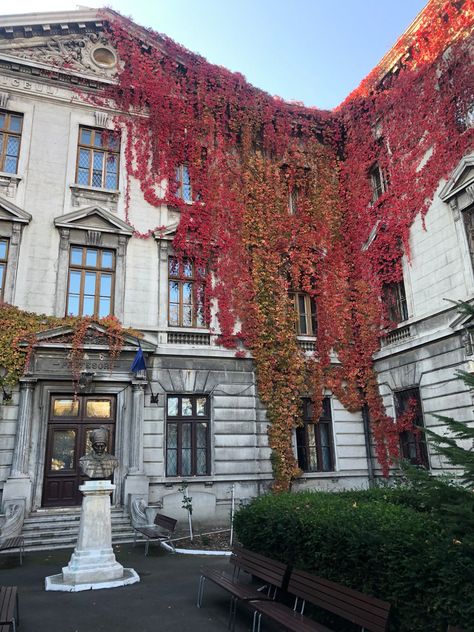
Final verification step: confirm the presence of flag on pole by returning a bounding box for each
[130,342,147,374]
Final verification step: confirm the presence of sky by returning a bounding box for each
[3,0,428,110]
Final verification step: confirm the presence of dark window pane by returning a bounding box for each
[167,397,179,417]
[51,430,76,471]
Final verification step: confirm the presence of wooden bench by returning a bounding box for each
[250,568,391,632]
[133,512,177,556]
[0,586,19,632]
[0,537,24,566]
[197,546,288,631]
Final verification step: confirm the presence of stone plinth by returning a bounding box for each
[45,480,139,592]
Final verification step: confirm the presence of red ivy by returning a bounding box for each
[91,1,473,489]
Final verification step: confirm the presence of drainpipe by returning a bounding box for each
[360,397,375,488]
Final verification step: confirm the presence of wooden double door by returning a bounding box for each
[43,394,116,507]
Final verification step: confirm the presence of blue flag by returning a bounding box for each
[130,344,147,373]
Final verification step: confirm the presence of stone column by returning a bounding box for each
[123,381,149,507]
[2,378,37,510]
[114,235,128,323]
[129,381,145,474]
[3,222,22,304]
[54,228,70,316]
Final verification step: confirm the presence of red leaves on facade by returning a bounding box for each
[99,1,473,488]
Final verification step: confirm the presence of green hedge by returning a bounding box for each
[233,490,474,631]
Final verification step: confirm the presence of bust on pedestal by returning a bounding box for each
[45,427,140,592]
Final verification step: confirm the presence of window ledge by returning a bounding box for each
[297,336,316,352]
[166,329,211,346]
[70,183,120,211]
[0,171,21,198]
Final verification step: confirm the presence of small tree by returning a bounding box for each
[406,301,474,539]
[178,481,193,541]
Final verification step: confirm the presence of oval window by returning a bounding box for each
[91,47,117,69]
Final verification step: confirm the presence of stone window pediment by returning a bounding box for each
[54,205,132,237]
[440,153,474,212]
[0,195,32,225]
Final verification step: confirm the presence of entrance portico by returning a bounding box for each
[1,323,154,514]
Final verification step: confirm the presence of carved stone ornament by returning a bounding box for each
[466,183,474,203]
[0,33,118,79]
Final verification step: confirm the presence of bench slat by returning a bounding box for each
[251,599,333,632]
[0,586,18,630]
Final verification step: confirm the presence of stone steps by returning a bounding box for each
[21,507,139,551]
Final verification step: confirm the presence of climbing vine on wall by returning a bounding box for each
[0,304,128,390]
[94,0,473,486]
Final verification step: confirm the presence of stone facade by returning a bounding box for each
[0,8,472,528]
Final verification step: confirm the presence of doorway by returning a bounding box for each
[42,394,116,507]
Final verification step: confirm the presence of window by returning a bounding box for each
[0,238,8,300]
[369,163,388,202]
[395,387,429,468]
[383,280,408,323]
[0,110,23,174]
[291,292,317,336]
[166,394,210,476]
[168,256,205,327]
[288,187,300,215]
[296,397,334,472]
[66,246,115,317]
[175,164,192,202]
[76,127,120,189]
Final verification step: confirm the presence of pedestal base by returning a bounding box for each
[2,475,32,512]
[45,480,139,592]
[45,568,140,592]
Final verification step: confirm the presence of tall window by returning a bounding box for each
[166,394,210,476]
[0,238,8,300]
[369,163,388,202]
[0,110,23,174]
[76,127,120,189]
[288,187,300,215]
[168,256,205,327]
[291,292,317,336]
[175,164,192,202]
[296,397,334,472]
[383,280,408,323]
[66,246,115,317]
[395,387,429,468]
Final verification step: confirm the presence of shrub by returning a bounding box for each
[234,491,473,631]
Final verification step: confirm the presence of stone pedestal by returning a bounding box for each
[45,480,139,592]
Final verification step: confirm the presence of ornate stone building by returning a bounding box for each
[0,6,472,536]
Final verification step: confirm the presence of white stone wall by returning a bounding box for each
[405,184,474,322]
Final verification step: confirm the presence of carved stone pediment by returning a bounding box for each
[0,195,31,224]
[440,153,474,209]
[0,32,118,80]
[22,322,155,352]
[54,205,132,236]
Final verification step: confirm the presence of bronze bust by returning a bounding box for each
[79,427,118,480]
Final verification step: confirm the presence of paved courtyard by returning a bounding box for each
[1,544,258,632]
